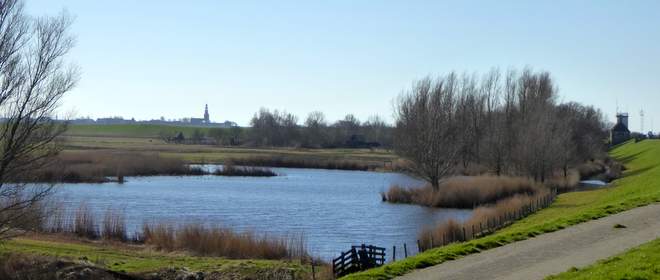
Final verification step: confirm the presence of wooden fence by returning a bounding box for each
[418,188,558,252]
[333,189,558,277]
[332,244,385,277]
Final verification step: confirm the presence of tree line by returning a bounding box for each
[249,109,392,148]
[394,69,607,189]
[166,110,394,149]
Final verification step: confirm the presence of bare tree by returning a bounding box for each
[303,111,327,147]
[0,0,78,239]
[394,75,460,189]
[396,68,607,187]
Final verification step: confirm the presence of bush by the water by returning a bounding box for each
[20,151,205,183]
[214,164,277,177]
[227,156,372,171]
[418,190,554,251]
[382,176,543,208]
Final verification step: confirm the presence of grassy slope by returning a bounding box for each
[0,238,309,276]
[546,237,660,280]
[343,140,660,279]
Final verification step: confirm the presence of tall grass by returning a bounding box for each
[227,156,372,171]
[101,208,127,241]
[73,203,99,239]
[22,151,206,183]
[141,223,307,260]
[383,176,543,208]
[214,163,277,177]
[37,203,308,260]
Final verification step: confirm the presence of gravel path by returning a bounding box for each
[397,203,660,280]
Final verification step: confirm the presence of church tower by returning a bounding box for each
[204,104,210,123]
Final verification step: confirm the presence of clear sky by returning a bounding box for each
[25,1,660,131]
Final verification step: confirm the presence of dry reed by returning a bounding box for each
[227,156,372,171]
[73,203,98,239]
[383,176,543,208]
[22,151,206,183]
[101,208,127,241]
[215,163,277,177]
[418,189,555,251]
[140,223,308,260]
[36,203,308,260]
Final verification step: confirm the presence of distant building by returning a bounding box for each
[67,104,237,128]
[610,113,631,145]
[204,104,210,123]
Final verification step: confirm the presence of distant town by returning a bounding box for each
[67,104,238,128]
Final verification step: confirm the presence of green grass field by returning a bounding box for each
[546,237,660,280]
[1,237,314,277]
[343,140,660,279]
[64,124,217,138]
[61,124,397,165]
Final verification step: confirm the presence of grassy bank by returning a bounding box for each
[546,237,660,280]
[343,140,660,279]
[0,237,319,278]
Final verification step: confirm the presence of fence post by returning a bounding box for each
[392,245,396,262]
[404,243,408,258]
[462,227,466,241]
[417,239,421,253]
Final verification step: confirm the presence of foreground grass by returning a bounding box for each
[546,238,660,280]
[343,140,660,279]
[0,237,310,276]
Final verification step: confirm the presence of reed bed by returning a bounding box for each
[418,189,556,251]
[140,223,307,260]
[214,164,277,177]
[20,151,290,183]
[577,158,623,182]
[21,151,205,183]
[227,156,372,171]
[545,170,581,192]
[37,204,308,260]
[383,176,543,208]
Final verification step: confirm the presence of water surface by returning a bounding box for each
[54,167,472,260]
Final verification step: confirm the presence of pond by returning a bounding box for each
[53,166,473,260]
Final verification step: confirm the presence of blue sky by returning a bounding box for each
[25,1,660,130]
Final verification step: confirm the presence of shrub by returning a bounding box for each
[227,156,371,171]
[383,176,543,208]
[214,164,277,177]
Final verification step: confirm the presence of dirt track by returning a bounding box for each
[397,203,660,280]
